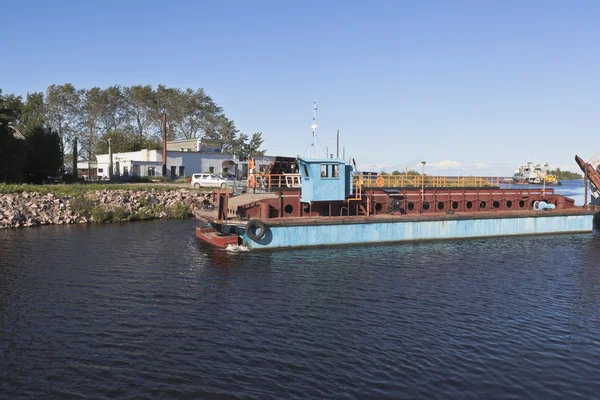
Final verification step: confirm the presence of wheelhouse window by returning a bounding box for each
[320,164,328,178]
[303,164,309,177]
[320,163,340,179]
[332,165,339,178]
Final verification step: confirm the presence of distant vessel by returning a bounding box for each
[512,162,559,185]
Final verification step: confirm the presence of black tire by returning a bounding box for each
[246,219,267,241]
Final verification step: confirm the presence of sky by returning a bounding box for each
[1,0,599,176]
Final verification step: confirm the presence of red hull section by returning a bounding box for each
[196,226,238,248]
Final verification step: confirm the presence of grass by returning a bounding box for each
[166,203,191,219]
[0,182,208,196]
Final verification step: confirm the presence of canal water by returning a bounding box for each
[1,180,599,399]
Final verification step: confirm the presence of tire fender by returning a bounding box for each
[246,219,267,241]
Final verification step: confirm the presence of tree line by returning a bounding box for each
[548,168,582,181]
[2,84,266,165]
[1,89,62,182]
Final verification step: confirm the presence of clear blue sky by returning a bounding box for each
[1,0,599,175]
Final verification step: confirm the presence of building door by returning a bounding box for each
[179,166,185,176]
[171,166,177,177]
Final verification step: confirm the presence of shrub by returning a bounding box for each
[91,205,110,223]
[62,174,85,184]
[128,176,153,183]
[111,207,129,222]
[166,203,191,219]
[70,196,95,216]
[133,208,154,221]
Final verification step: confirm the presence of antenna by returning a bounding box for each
[310,97,318,158]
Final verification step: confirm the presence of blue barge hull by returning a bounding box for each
[241,213,594,249]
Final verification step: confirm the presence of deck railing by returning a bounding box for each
[354,175,501,188]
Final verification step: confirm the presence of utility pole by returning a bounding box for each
[336,130,339,159]
[421,161,426,207]
[162,113,167,177]
[108,138,113,181]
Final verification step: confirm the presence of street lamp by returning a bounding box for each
[542,162,549,198]
[421,161,426,205]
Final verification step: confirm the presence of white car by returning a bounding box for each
[191,173,228,189]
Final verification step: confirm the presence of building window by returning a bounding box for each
[148,167,155,177]
[179,166,185,176]
[209,166,214,173]
[98,168,103,173]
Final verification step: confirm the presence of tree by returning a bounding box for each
[0,90,27,182]
[246,132,266,156]
[23,126,63,174]
[96,130,161,154]
[124,84,154,138]
[19,92,45,133]
[80,87,104,161]
[170,88,222,139]
[46,83,80,155]
[147,84,178,140]
[99,85,127,133]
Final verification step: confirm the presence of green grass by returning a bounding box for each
[166,203,191,219]
[0,182,199,196]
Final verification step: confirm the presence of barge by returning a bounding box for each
[195,155,599,250]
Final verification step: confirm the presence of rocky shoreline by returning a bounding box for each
[0,189,214,229]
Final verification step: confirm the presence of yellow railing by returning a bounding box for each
[354,175,500,188]
[247,172,500,191]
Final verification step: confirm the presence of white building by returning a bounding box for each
[94,139,274,179]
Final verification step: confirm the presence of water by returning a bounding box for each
[500,179,586,205]
[1,182,599,399]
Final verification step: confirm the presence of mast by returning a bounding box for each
[310,97,318,158]
[336,130,339,159]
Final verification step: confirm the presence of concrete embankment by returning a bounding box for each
[0,189,212,229]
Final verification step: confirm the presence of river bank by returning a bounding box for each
[0,187,213,228]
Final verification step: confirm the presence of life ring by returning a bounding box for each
[246,219,267,241]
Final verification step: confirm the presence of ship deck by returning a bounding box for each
[195,207,596,228]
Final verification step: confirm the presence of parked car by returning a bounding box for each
[191,173,228,189]
[217,173,237,181]
[25,170,62,185]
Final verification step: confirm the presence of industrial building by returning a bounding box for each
[88,138,271,180]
